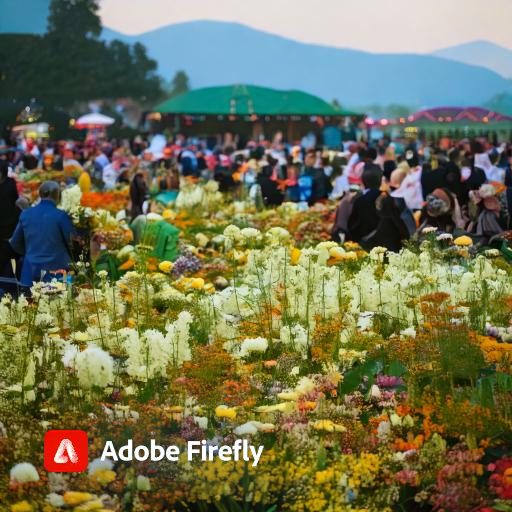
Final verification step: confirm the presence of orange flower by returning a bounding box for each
[119,258,135,271]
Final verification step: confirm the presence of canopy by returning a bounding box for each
[155,84,356,117]
[406,107,512,125]
[75,113,115,129]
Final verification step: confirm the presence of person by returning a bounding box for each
[466,142,488,193]
[418,188,464,234]
[331,185,360,242]
[10,181,75,286]
[0,160,19,242]
[347,165,382,243]
[391,151,423,211]
[129,171,148,219]
[0,160,20,276]
[360,193,413,252]
[303,150,332,204]
[383,146,397,181]
[102,157,121,190]
[257,165,283,207]
[442,148,465,206]
[467,184,506,244]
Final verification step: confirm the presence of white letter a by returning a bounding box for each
[54,439,79,463]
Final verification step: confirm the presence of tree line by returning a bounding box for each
[0,0,169,137]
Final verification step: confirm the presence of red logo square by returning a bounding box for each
[44,430,88,472]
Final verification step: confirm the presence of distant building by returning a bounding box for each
[152,84,361,145]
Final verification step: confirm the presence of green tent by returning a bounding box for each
[155,84,356,117]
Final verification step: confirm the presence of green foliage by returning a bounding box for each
[47,0,102,40]
[0,0,163,131]
[166,70,191,98]
[338,357,382,395]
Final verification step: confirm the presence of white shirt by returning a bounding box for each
[102,164,118,189]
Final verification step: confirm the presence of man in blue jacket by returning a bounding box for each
[10,181,75,286]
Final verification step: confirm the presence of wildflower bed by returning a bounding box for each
[1,184,511,512]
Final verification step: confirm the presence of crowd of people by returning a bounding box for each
[0,131,511,290]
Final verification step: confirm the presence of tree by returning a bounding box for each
[0,0,163,134]
[168,71,190,98]
[47,0,101,40]
[331,99,342,110]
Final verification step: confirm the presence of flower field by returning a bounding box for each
[1,184,512,512]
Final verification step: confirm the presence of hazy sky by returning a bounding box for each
[99,0,512,53]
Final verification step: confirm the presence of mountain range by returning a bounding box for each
[102,21,511,107]
[2,0,512,108]
[433,40,512,79]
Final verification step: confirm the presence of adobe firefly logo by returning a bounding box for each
[44,430,88,472]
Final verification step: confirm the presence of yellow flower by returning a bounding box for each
[255,402,295,414]
[90,469,116,485]
[11,502,33,512]
[312,419,346,432]
[234,250,248,265]
[126,317,136,328]
[215,405,237,419]
[162,209,174,220]
[454,235,473,247]
[63,492,94,506]
[190,277,205,290]
[290,247,301,265]
[158,260,174,273]
[277,391,299,401]
[73,499,104,511]
[204,283,215,293]
[328,246,345,260]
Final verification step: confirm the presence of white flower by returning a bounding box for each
[195,233,209,247]
[193,416,208,429]
[146,212,163,222]
[377,420,391,440]
[10,462,39,483]
[165,311,193,366]
[290,366,300,376]
[60,185,82,212]
[422,226,438,234]
[369,246,387,262]
[400,327,416,338]
[280,324,308,357]
[35,312,55,328]
[369,384,381,399]
[234,422,259,435]
[88,458,113,476]
[204,180,219,193]
[390,413,402,426]
[436,233,453,241]
[75,345,114,389]
[238,337,268,357]
[46,493,65,507]
[137,475,151,491]
[266,226,291,244]
[240,227,261,241]
[295,376,315,395]
[223,224,242,241]
[357,312,374,331]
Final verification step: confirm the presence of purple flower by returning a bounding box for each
[376,374,405,388]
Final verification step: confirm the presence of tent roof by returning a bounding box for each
[75,113,115,129]
[407,106,512,124]
[155,84,357,116]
